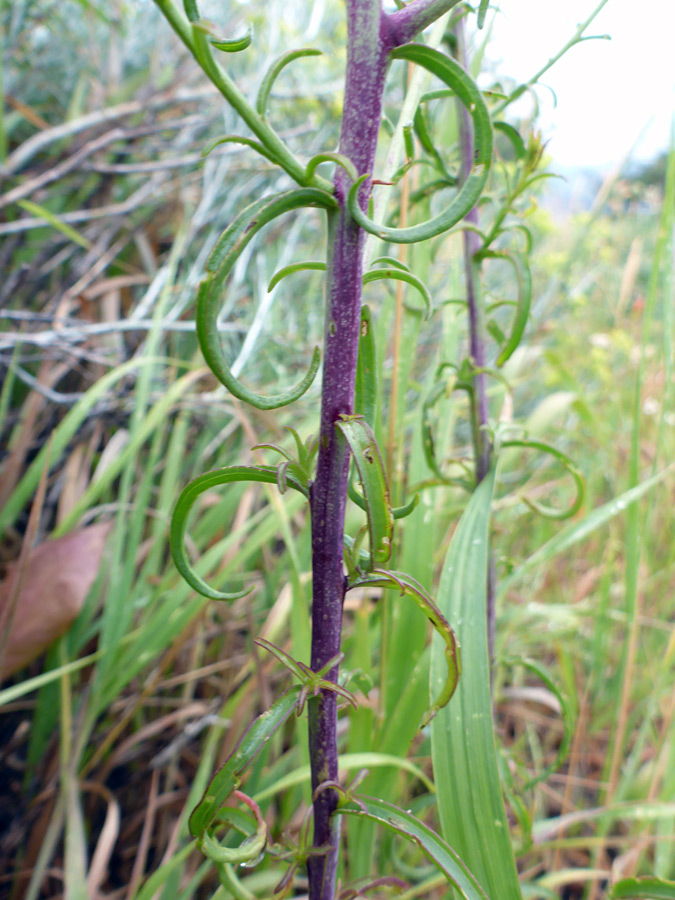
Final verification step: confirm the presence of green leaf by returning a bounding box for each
[369,256,411,272]
[347,44,492,244]
[182,0,199,22]
[493,121,527,160]
[348,568,460,725]
[480,250,531,365]
[267,260,327,292]
[499,657,574,789]
[209,27,252,52]
[362,267,432,317]
[336,416,394,567]
[430,468,522,900]
[340,796,490,900]
[17,199,92,249]
[354,305,378,429]
[304,151,358,183]
[252,752,436,802]
[256,47,322,120]
[500,438,585,520]
[609,877,675,900]
[477,0,490,29]
[201,133,283,166]
[170,465,308,600]
[199,793,267,864]
[198,188,337,410]
[189,686,302,837]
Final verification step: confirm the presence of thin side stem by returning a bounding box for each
[455,18,489,483]
[386,0,463,47]
[492,0,611,117]
[307,3,392,898]
[454,15,495,653]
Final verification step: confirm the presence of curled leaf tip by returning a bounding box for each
[256,47,323,120]
[170,464,309,601]
[348,45,492,244]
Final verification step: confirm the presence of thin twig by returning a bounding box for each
[0,316,244,350]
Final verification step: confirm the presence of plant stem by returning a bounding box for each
[454,17,489,482]
[454,13,495,652]
[151,0,331,190]
[307,3,392,898]
[386,0,463,46]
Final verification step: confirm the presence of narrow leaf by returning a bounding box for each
[198,188,336,410]
[493,121,526,160]
[501,438,585,520]
[477,0,490,29]
[500,464,674,592]
[362,267,432,317]
[349,568,460,723]
[340,796,490,900]
[170,465,308,601]
[256,48,322,119]
[480,251,531,366]
[609,877,675,900]
[354,305,378,429]
[189,686,302,837]
[336,416,393,567]
[267,260,326,292]
[348,44,492,244]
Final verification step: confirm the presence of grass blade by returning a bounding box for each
[430,467,521,900]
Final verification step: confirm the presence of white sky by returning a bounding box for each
[485,0,675,169]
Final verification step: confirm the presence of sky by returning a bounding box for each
[485,0,675,170]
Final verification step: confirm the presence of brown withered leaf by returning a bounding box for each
[0,522,112,679]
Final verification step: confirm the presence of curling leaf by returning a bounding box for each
[501,439,584,520]
[199,793,267,864]
[170,465,308,601]
[209,27,252,53]
[362,267,432,317]
[267,261,327,292]
[493,121,526,160]
[305,151,358,184]
[189,687,302,837]
[340,797,490,900]
[348,568,460,724]
[256,48,322,120]
[480,250,531,365]
[347,44,492,244]
[201,134,283,166]
[336,416,393,568]
[198,188,337,409]
[500,656,574,790]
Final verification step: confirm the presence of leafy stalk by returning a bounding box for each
[160,2,500,898]
[306,5,393,894]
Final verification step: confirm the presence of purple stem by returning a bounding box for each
[455,14,495,653]
[455,17,490,484]
[307,3,392,898]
